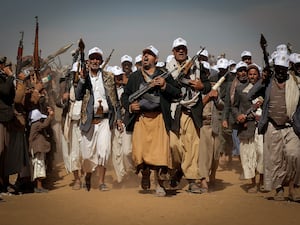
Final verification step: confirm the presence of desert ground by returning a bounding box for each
[1,152,300,225]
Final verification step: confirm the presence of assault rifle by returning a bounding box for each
[177,47,205,85]
[16,31,24,76]
[78,38,87,78]
[260,34,273,82]
[101,49,114,70]
[128,67,178,103]
[202,69,230,106]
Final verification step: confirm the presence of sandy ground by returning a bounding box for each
[1,151,300,225]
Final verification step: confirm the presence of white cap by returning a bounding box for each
[289,53,298,63]
[211,65,220,73]
[105,65,113,73]
[293,53,300,64]
[228,60,236,66]
[274,53,289,68]
[201,61,210,70]
[276,44,288,55]
[135,54,142,64]
[156,61,165,67]
[112,65,123,76]
[247,63,262,74]
[166,55,174,63]
[217,58,229,69]
[71,61,80,72]
[197,49,208,57]
[235,61,247,71]
[241,50,252,58]
[172,37,187,49]
[88,47,103,57]
[121,55,133,63]
[143,45,159,57]
[30,109,47,123]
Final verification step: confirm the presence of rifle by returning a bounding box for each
[177,47,205,85]
[33,16,40,83]
[128,67,178,103]
[202,69,230,106]
[71,47,80,85]
[260,34,270,69]
[78,38,87,78]
[101,49,114,70]
[16,31,24,76]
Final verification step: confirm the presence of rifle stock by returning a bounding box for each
[202,70,229,106]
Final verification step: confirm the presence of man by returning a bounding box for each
[249,53,300,201]
[223,61,247,162]
[56,61,83,190]
[121,45,181,196]
[134,54,142,71]
[121,54,133,85]
[232,64,264,193]
[0,56,15,195]
[111,65,134,183]
[166,37,211,193]
[241,50,252,65]
[198,61,223,191]
[75,47,120,191]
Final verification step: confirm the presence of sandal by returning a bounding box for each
[187,183,202,194]
[34,187,49,193]
[155,186,166,197]
[99,183,109,191]
[247,186,258,193]
[274,187,285,201]
[288,192,300,202]
[72,180,82,190]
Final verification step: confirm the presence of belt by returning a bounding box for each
[202,115,212,120]
[92,113,109,124]
[182,108,191,115]
[269,117,292,130]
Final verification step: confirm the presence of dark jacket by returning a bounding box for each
[121,68,181,132]
[232,82,256,139]
[0,72,15,123]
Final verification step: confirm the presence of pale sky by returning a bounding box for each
[1,0,299,68]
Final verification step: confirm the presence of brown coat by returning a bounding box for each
[29,115,53,154]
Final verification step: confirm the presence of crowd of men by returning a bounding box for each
[1,37,300,202]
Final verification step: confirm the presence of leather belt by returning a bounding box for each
[92,113,109,124]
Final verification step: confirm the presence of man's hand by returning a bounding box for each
[153,77,166,89]
[189,79,204,90]
[130,101,140,113]
[237,114,246,124]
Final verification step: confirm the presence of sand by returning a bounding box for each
[1,154,300,225]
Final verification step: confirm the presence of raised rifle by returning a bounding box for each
[78,38,87,78]
[202,69,230,106]
[101,49,114,70]
[260,34,273,82]
[177,47,205,85]
[33,16,40,83]
[16,31,24,76]
[128,67,178,103]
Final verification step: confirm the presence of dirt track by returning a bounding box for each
[1,155,300,225]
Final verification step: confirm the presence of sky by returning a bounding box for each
[1,0,300,69]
